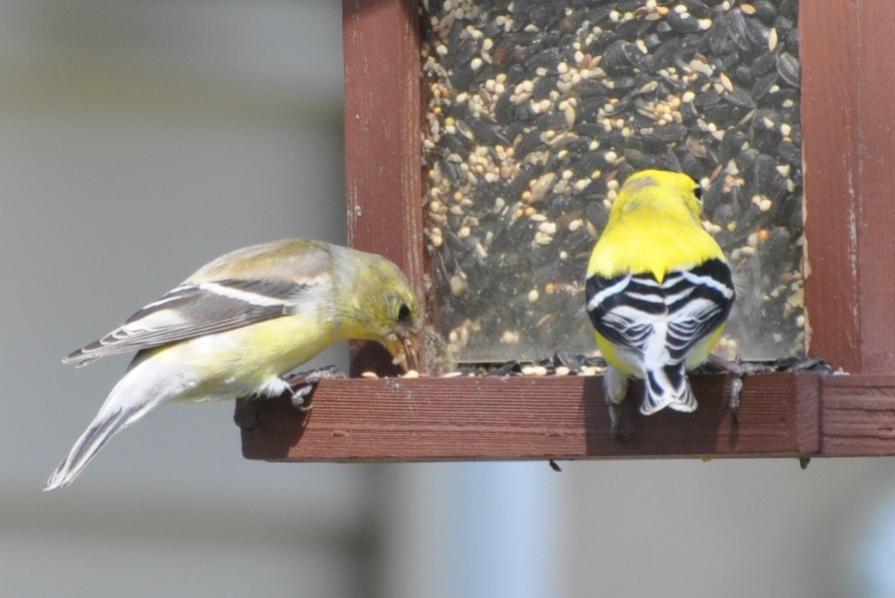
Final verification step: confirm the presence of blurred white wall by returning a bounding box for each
[565,458,895,598]
[2,2,895,598]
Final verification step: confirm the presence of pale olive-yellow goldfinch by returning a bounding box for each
[585,170,734,432]
[46,239,421,490]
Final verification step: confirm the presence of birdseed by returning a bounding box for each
[421,0,804,366]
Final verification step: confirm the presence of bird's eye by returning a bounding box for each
[397,303,411,323]
[693,186,703,201]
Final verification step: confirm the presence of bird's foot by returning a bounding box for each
[604,366,628,440]
[290,386,315,412]
[729,376,743,423]
[707,354,772,422]
[609,403,623,440]
[287,365,345,411]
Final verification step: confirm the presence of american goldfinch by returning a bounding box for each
[46,239,421,490]
[585,170,734,433]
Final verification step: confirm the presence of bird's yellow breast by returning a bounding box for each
[146,312,336,400]
[227,314,334,377]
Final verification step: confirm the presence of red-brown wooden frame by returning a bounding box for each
[238,0,895,462]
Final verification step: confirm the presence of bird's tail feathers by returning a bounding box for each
[640,363,697,415]
[44,365,165,491]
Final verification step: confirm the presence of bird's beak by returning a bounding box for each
[384,331,420,373]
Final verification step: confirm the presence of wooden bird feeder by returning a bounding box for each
[236,0,895,463]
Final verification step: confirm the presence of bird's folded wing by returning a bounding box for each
[586,259,735,357]
[665,261,735,359]
[585,272,656,352]
[63,279,310,367]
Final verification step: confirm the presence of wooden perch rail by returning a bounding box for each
[235,373,895,462]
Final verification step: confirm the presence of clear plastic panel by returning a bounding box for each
[422,0,803,364]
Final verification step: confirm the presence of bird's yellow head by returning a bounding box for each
[610,169,704,223]
[339,249,422,371]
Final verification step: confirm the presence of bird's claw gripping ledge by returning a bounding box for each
[286,365,345,411]
[609,404,623,440]
[706,354,773,422]
[729,376,744,422]
[234,365,345,431]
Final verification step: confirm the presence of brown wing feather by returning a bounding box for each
[62,280,310,367]
[63,239,336,367]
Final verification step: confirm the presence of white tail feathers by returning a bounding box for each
[640,363,697,416]
[44,362,167,491]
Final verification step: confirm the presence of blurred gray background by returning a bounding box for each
[1,2,893,597]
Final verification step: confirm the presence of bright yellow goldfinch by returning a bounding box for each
[585,170,734,432]
[46,239,421,490]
